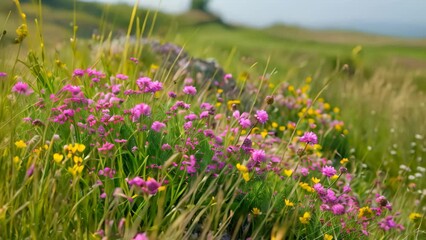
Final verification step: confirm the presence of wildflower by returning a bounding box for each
[130,103,151,122]
[299,212,311,224]
[252,208,262,216]
[12,82,33,95]
[182,155,197,174]
[358,206,373,219]
[183,85,197,95]
[15,24,28,42]
[255,110,268,124]
[251,149,266,162]
[409,212,422,222]
[285,199,294,207]
[331,204,345,215]
[300,131,318,145]
[15,140,27,148]
[168,91,177,98]
[133,232,149,240]
[151,121,166,132]
[283,169,293,177]
[321,166,337,178]
[13,156,20,164]
[98,167,116,178]
[239,118,251,129]
[116,73,128,80]
[324,234,333,240]
[299,182,315,193]
[0,72,7,77]
[311,177,320,184]
[98,142,114,153]
[236,163,248,173]
[53,153,64,163]
[224,73,232,80]
[72,69,85,77]
[26,164,35,177]
[146,177,161,195]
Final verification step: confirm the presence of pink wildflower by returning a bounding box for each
[116,73,128,80]
[322,166,337,178]
[130,103,151,122]
[255,110,268,124]
[252,149,266,162]
[300,131,318,145]
[0,72,7,77]
[133,233,149,240]
[151,121,166,132]
[183,85,197,95]
[12,82,33,95]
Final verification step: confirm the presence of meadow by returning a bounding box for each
[0,0,425,239]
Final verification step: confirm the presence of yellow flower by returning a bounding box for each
[279,126,286,131]
[73,156,83,164]
[340,158,349,165]
[324,233,333,240]
[236,163,248,173]
[13,156,20,164]
[311,177,320,184]
[271,122,278,128]
[217,88,223,94]
[299,212,311,224]
[333,107,340,114]
[252,208,262,216]
[68,164,84,176]
[261,130,268,139]
[15,140,27,149]
[76,143,86,152]
[288,85,295,92]
[409,212,422,222]
[15,24,28,42]
[215,102,222,107]
[53,153,64,163]
[358,206,373,219]
[323,103,330,110]
[299,182,315,193]
[227,100,240,110]
[242,172,250,182]
[158,186,166,192]
[284,199,294,207]
[305,76,312,83]
[330,174,339,180]
[283,169,293,177]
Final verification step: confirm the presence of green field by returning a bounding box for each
[0,1,425,239]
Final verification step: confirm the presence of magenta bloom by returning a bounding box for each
[255,110,268,124]
[72,68,85,77]
[146,178,161,195]
[183,85,197,95]
[130,103,151,122]
[300,131,318,145]
[127,176,145,187]
[182,155,197,174]
[133,233,149,240]
[151,121,166,132]
[239,118,251,129]
[0,72,7,77]
[322,166,337,177]
[331,204,345,215]
[98,142,114,153]
[116,73,128,80]
[12,82,33,95]
[251,149,266,162]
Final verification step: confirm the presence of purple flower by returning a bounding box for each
[300,167,309,176]
[224,73,232,80]
[98,142,114,153]
[146,178,161,195]
[183,85,197,95]
[130,103,151,122]
[116,73,128,80]
[0,72,7,77]
[239,118,251,129]
[300,131,318,145]
[255,110,268,124]
[332,204,345,215]
[72,68,85,77]
[12,82,33,95]
[127,176,145,187]
[251,149,266,162]
[151,121,166,132]
[182,155,197,174]
[26,164,35,177]
[161,143,171,150]
[147,81,163,93]
[183,121,192,130]
[200,111,209,119]
[322,166,337,178]
[168,91,177,98]
[314,183,326,195]
[133,233,149,240]
[184,113,198,121]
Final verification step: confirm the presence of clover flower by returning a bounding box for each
[322,166,337,178]
[151,121,166,132]
[251,149,266,162]
[183,85,197,95]
[300,131,318,145]
[12,82,33,95]
[255,110,268,124]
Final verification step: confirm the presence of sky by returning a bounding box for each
[86,0,426,38]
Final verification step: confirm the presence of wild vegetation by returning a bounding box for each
[0,0,425,239]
